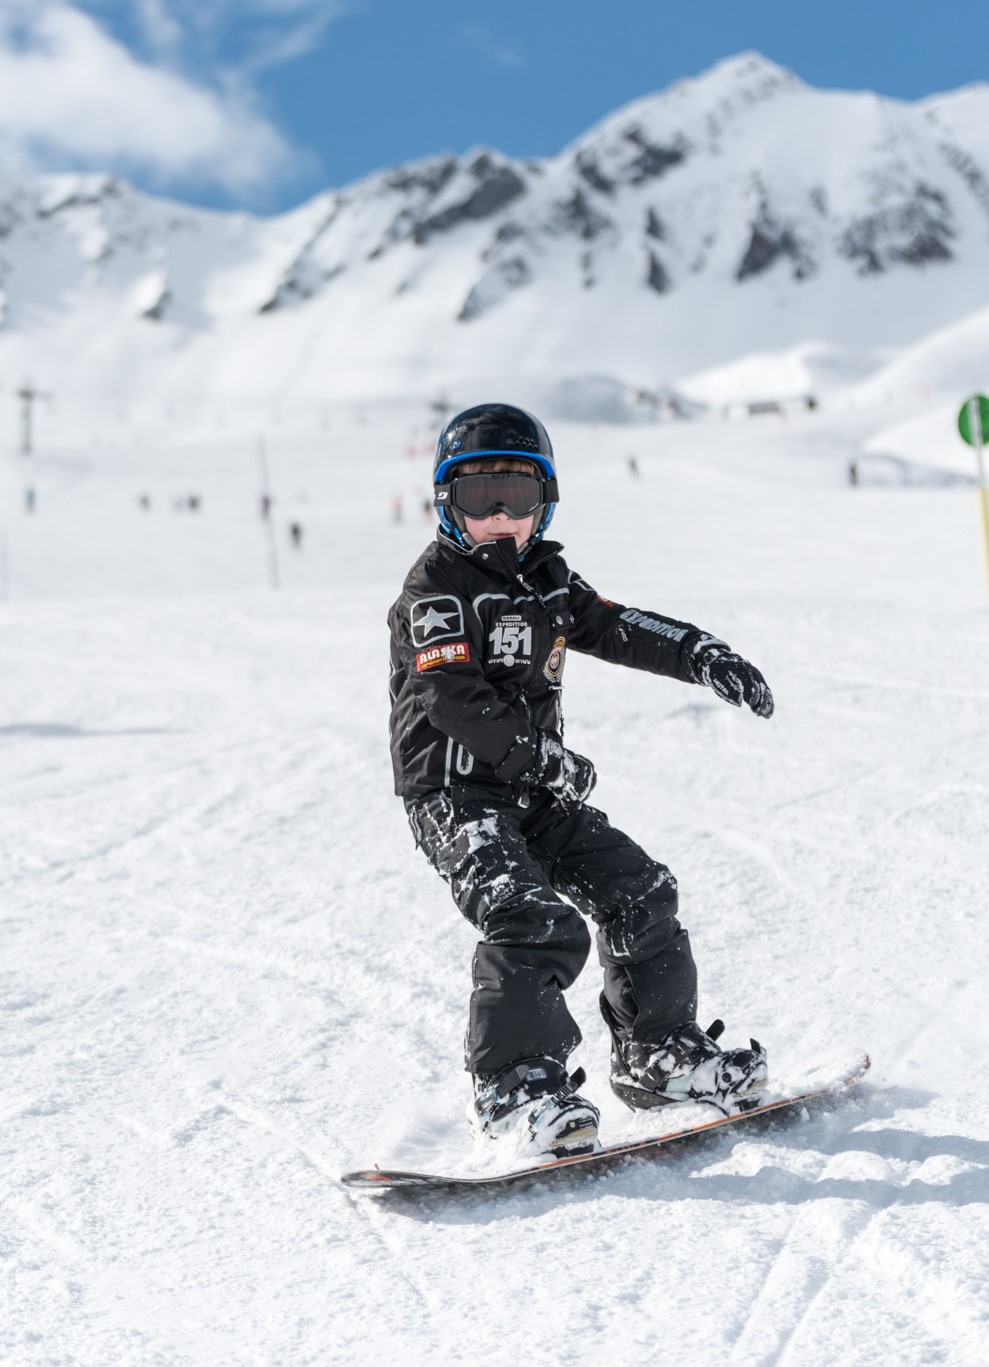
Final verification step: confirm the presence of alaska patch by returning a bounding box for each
[416,641,471,672]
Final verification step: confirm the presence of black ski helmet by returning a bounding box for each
[433,403,558,545]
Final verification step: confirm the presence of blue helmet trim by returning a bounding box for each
[437,504,459,539]
[434,449,556,484]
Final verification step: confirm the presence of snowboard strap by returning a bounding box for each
[475,1060,583,1123]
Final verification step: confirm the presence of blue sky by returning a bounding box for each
[1,0,987,213]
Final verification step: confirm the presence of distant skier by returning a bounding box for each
[289,521,304,549]
[388,404,774,1160]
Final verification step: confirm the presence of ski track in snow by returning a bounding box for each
[2,407,989,1365]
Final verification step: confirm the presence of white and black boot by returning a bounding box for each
[470,1057,600,1158]
[601,994,768,1116]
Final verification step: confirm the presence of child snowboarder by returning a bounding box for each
[388,403,774,1159]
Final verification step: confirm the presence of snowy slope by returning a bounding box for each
[2,52,989,430]
[852,305,989,479]
[2,401,988,1365]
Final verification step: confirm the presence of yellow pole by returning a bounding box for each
[968,398,989,602]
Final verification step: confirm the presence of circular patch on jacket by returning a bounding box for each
[543,635,566,684]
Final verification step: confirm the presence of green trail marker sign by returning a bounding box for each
[958,394,989,447]
[957,394,989,601]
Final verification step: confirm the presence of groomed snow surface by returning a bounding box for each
[2,401,988,1365]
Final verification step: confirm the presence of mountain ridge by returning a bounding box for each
[1,52,988,420]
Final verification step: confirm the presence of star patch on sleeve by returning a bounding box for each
[409,595,466,648]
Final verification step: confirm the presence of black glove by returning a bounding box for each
[531,730,596,805]
[691,637,775,719]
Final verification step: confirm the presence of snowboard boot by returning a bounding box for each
[600,994,768,1116]
[469,1057,600,1158]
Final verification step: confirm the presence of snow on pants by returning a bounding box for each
[407,784,697,1078]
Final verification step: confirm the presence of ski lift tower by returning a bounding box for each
[17,381,53,455]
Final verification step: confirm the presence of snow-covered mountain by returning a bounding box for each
[1,51,989,425]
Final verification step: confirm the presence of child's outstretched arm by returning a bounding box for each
[566,570,774,719]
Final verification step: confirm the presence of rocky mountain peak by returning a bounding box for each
[1,55,988,410]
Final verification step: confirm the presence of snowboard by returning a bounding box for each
[341,1055,870,1193]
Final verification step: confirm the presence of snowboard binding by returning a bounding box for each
[470,1057,601,1158]
[600,995,768,1116]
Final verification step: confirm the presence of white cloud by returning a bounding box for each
[0,2,306,195]
[234,11,342,80]
[131,0,184,59]
[85,0,352,66]
[457,25,526,72]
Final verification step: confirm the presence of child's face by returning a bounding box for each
[464,511,536,551]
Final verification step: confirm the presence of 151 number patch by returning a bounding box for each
[489,617,533,667]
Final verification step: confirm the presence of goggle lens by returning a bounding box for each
[435,473,555,519]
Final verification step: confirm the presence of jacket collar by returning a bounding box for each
[436,526,563,580]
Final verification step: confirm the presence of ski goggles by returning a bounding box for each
[434,472,559,519]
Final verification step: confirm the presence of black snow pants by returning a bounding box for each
[407,785,697,1079]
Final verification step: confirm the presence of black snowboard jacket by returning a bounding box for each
[388,529,713,802]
